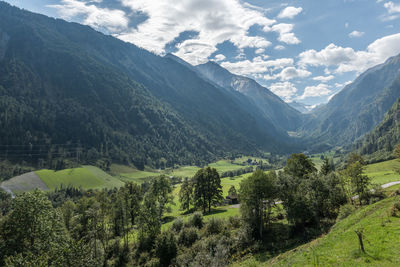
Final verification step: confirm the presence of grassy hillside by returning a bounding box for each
[365,159,400,185]
[236,191,400,266]
[35,165,124,190]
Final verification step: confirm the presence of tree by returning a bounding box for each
[179,177,193,213]
[228,185,237,197]
[320,157,334,175]
[239,170,277,239]
[150,176,174,222]
[137,192,161,251]
[347,153,365,166]
[155,231,178,267]
[0,190,69,265]
[284,153,316,179]
[344,162,370,205]
[394,144,400,159]
[193,167,223,213]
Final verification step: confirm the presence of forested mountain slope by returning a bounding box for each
[302,54,400,150]
[355,95,400,161]
[0,2,297,169]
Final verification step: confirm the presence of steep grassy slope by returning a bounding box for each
[237,195,400,266]
[364,159,400,185]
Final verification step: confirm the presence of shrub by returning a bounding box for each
[205,217,224,236]
[178,227,199,247]
[228,216,241,229]
[171,217,184,233]
[187,212,203,229]
[337,204,356,221]
[391,199,400,217]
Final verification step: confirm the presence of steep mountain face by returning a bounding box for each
[302,54,400,150]
[194,61,303,132]
[288,101,314,114]
[0,2,297,168]
[355,95,400,161]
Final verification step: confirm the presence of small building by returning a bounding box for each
[225,194,238,205]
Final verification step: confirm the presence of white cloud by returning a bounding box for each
[277,6,303,19]
[255,48,265,54]
[269,23,301,44]
[275,67,311,81]
[384,1,400,13]
[274,45,285,50]
[345,22,349,28]
[299,83,331,99]
[349,30,364,38]
[298,33,400,73]
[313,75,335,82]
[269,81,298,101]
[48,0,129,32]
[335,81,352,88]
[214,54,226,61]
[115,0,275,65]
[220,57,293,76]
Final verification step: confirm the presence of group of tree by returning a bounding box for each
[179,167,223,214]
[0,152,387,266]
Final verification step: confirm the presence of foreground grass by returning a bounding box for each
[237,195,400,266]
[365,159,400,185]
[36,165,124,190]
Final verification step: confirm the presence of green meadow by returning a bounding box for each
[36,165,124,190]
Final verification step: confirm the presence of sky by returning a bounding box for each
[4,0,400,106]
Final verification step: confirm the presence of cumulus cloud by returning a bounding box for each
[349,30,364,38]
[299,83,331,99]
[313,75,334,82]
[220,57,293,76]
[269,81,298,101]
[274,67,311,81]
[269,23,301,44]
[214,54,226,61]
[298,33,400,73]
[274,45,285,50]
[48,0,129,33]
[277,6,303,19]
[384,1,400,13]
[115,0,275,65]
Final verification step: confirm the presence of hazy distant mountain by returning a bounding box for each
[302,53,400,150]
[288,101,315,114]
[0,2,298,168]
[194,61,303,132]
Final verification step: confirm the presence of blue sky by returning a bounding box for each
[5,0,400,105]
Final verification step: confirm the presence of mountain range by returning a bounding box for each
[0,1,400,168]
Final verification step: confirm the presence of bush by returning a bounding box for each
[228,216,241,229]
[187,212,203,229]
[337,204,356,221]
[391,199,400,217]
[205,217,224,236]
[178,227,199,247]
[171,217,184,233]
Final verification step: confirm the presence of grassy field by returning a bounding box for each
[235,188,400,266]
[112,159,253,184]
[36,165,124,190]
[364,159,400,185]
